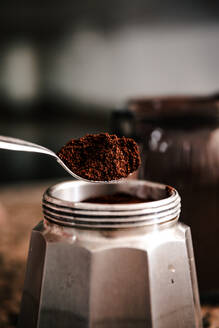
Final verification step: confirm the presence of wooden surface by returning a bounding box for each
[0,181,217,327]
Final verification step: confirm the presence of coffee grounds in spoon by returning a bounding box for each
[57,133,141,181]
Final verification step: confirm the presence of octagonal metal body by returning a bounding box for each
[18,180,202,328]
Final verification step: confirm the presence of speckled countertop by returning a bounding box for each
[0,181,218,327]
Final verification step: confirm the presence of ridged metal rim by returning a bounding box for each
[42,180,181,228]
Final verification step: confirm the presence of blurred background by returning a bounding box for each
[1,0,219,183]
[1,1,219,327]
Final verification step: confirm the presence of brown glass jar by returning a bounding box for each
[112,94,219,296]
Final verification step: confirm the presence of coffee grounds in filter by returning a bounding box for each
[82,192,153,204]
[57,133,141,181]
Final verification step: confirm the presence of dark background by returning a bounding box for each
[1,0,219,183]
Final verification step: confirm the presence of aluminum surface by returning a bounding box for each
[18,179,202,328]
[42,180,181,228]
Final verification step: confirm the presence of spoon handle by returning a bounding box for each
[0,135,57,158]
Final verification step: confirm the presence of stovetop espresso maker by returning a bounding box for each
[18,179,202,328]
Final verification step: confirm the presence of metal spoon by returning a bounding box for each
[0,135,97,182]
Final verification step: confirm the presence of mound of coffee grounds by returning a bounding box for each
[82,192,153,204]
[57,133,141,181]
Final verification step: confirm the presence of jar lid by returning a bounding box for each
[127,93,219,122]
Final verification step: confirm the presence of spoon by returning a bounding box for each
[0,135,95,182]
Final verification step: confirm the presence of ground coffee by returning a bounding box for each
[82,192,153,204]
[57,133,141,181]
